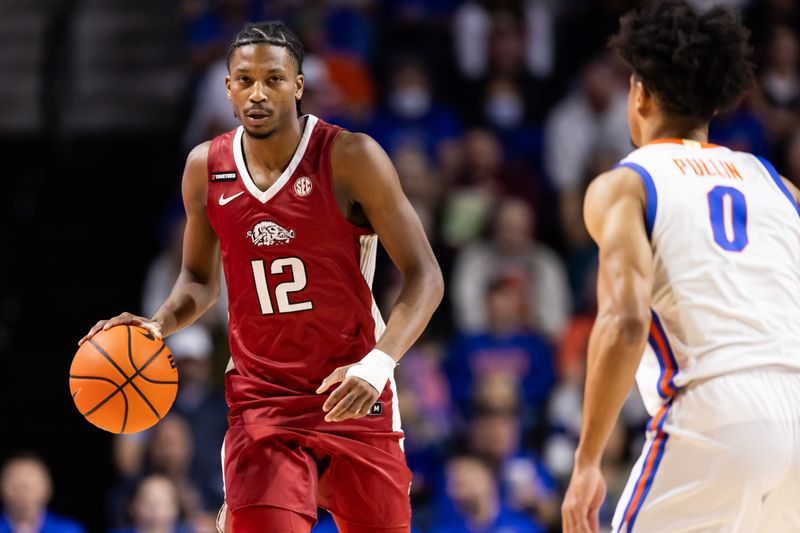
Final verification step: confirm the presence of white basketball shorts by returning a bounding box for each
[612,370,800,532]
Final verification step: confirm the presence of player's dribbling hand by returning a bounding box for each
[316,365,380,422]
[78,312,163,346]
[562,464,606,533]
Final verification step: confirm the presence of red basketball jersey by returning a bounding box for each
[205,115,399,435]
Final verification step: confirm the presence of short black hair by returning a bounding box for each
[610,0,754,122]
[226,21,304,74]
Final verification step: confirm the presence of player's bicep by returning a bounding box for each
[334,133,437,275]
[587,171,653,322]
[180,142,220,285]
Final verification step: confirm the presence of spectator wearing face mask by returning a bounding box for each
[367,59,462,164]
[0,453,85,533]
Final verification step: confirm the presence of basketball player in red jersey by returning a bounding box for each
[80,21,443,533]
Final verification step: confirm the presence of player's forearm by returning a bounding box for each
[374,266,443,361]
[151,268,220,337]
[574,309,649,468]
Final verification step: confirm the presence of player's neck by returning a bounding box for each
[242,115,305,172]
[642,119,709,145]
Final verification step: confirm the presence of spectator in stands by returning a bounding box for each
[454,0,555,79]
[108,416,212,530]
[755,25,800,149]
[169,326,227,512]
[451,197,570,341]
[446,273,555,423]
[467,398,559,530]
[453,3,556,121]
[395,342,452,508]
[111,475,193,533]
[544,55,630,250]
[367,59,461,163]
[441,129,502,248]
[392,144,444,240]
[145,416,208,522]
[141,214,228,330]
[182,57,243,150]
[0,453,85,533]
[431,455,545,533]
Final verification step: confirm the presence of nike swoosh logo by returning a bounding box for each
[140,330,155,341]
[219,192,244,205]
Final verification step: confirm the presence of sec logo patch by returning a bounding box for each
[294,176,313,197]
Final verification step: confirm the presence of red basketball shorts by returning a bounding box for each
[221,423,412,528]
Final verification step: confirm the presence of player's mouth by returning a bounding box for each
[245,109,271,125]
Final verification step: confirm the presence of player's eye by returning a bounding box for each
[238,76,251,84]
[269,76,282,83]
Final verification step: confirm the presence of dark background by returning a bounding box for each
[2,0,799,531]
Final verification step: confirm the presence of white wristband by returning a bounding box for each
[345,348,397,394]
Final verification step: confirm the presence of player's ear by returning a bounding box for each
[634,78,650,116]
[295,73,304,102]
[225,75,232,101]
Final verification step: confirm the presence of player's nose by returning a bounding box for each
[249,82,267,102]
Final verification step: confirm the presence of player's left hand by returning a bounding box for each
[562,464,606,533]
[317,365,380,422]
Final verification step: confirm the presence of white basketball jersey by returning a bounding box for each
[618,139,800,415]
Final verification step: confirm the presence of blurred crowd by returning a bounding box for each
[4,0,800,532]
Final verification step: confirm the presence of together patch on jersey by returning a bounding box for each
[211,171,237,181]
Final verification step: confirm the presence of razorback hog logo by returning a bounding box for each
[247,221,295,246]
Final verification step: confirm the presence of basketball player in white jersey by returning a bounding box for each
[561,1,800,532]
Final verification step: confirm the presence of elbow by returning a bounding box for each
[605,308,650,346]
[413,260,444,309]
[209,279,222,304]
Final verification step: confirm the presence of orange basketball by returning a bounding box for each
[70,325,178,434]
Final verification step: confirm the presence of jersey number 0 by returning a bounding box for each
[707,186,748,252]
[251,257,314,314]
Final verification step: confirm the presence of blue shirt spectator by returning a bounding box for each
[1,454,86,533]
[446,331,555,418]
[0,513,85,533]
[431,456,546,533]
[368,60,461,159]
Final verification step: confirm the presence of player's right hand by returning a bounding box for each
[562,464,606,533]
[78,312,163,346]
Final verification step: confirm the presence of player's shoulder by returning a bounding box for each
[188,128,242,166]
[331,129,384,162]
[187,140,212,165]
[587,165,646,205]
[330,130,393,187]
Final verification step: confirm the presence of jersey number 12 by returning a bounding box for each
[707,186,748,252]
[251,257,313,314]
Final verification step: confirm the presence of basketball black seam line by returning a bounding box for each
[124,375,162,420]
[84,339,174,420]
[123,342,173,419]
[90,335,165,380]
[120,388,129,433]
[70,374,123,417]
[127,325,134,376]
[126,325,178,384]
[70,374,121,386]
[88,340,168,420]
